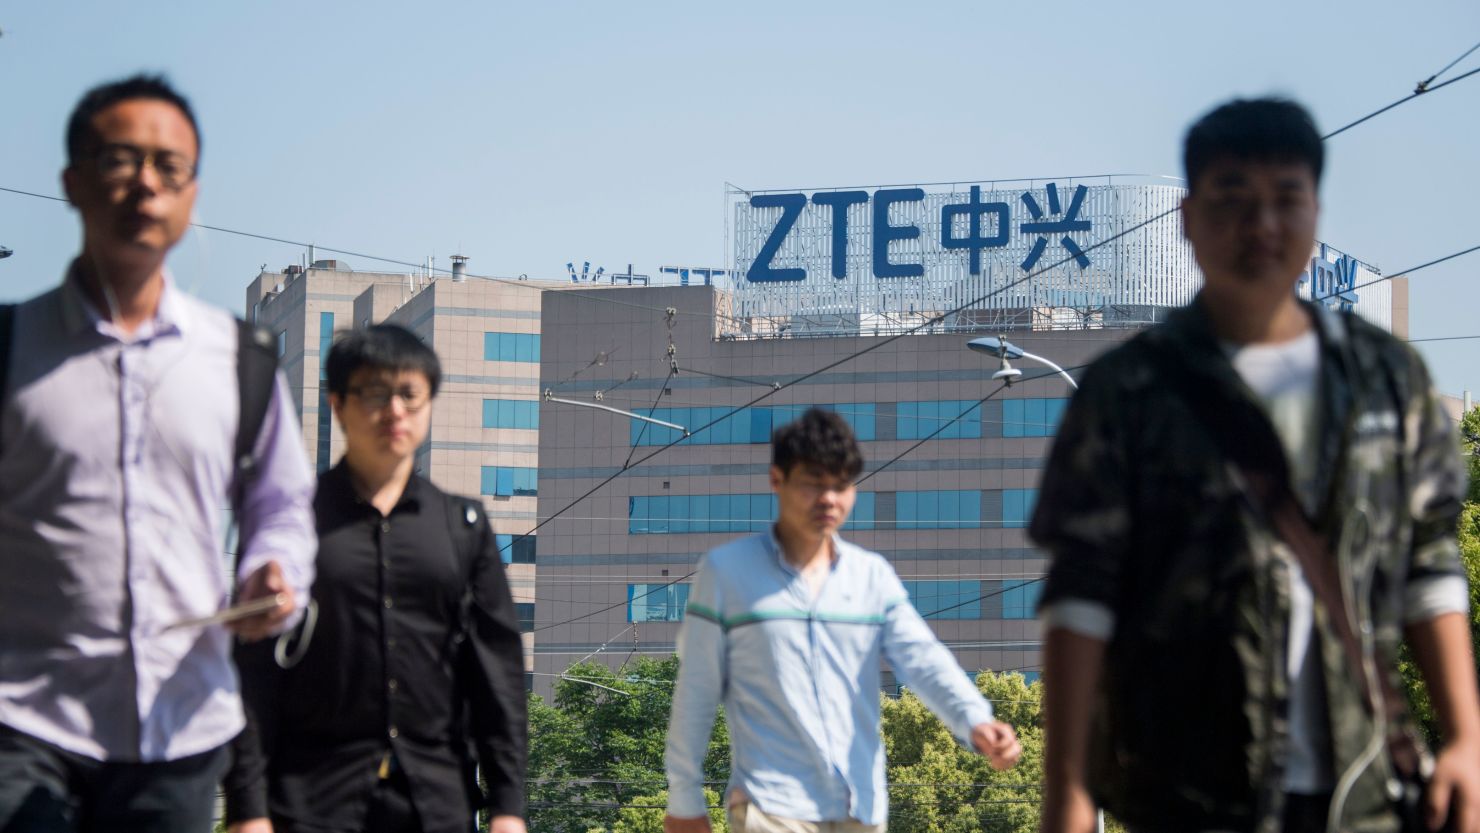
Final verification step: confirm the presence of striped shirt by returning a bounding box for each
[665,530,993,825]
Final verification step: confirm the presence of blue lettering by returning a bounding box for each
[746,194,808,282]
[812,190,869,279]
[872,188,925,279]
[1019,183,1092,271]
[940,185,1011,275]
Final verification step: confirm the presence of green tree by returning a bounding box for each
[1401,405,1480,745]
[612,788,727,833]
[525,657,729,833]
[882,671,1045,833]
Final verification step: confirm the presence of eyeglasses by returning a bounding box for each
[348,384,431,412]
[89,143,198,190]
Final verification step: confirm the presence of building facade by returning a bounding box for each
[527,176,1407,698]
[243,178,1413,700]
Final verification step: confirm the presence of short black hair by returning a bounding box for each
[1183,97,1322,191]
[325,324,442,398]
[772,407,864,481]
[66,74,201,166]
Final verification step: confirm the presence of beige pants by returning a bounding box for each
[726,801,885,833]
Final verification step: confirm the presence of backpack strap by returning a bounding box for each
[232,319,281,584]
[445,497,484,651]
[0,303,16,453]
[1140,335,1426,784]
[0,303,14,403]
[235,319,279,493]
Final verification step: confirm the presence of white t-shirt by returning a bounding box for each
[1227,330,1330,792]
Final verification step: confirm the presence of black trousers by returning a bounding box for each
[0,723,228,833]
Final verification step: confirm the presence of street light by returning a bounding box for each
[967,334,1095,833]
[0,245,12,260]
[967,335,1078,390]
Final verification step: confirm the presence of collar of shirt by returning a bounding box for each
[323,460,425,518]
[763,526,844,578]
[59,261,190,343]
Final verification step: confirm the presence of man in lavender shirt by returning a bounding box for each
[0,75,316,832]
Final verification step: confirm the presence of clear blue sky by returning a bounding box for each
[2,1,1477,396]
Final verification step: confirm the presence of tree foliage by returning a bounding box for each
[1401,406,1480,745]
[525,657,729,833]
[882,671,1046,833]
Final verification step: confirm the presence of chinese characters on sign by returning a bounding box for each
[746,183,1095,283]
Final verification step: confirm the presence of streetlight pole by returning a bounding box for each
[966,335,1078,390]
[966,333,1096,832]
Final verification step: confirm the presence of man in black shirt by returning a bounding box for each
[225,324,528,833]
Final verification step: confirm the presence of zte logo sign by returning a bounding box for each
[745,183,1095,283]
[1300,245,1361,311]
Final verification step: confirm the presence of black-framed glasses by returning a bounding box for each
[348,384,431,412]
[89,143,198,190]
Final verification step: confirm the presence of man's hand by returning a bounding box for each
[1040,781,1098,833]
[226,820,273,833]
[663,813,713,833]
[971,721,1022,770]
[1427,737,1480,833]
[489,815,527,833]
[229,560,295,642]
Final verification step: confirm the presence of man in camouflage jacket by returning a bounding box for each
[1033,98,1480,833]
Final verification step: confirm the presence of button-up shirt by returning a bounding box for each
[225,463,527,833]
[666,531,994,825]
[0,267,316,762]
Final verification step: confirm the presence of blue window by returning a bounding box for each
[494,533,536,564]
[316,312,335,473]
[483,399,540,430]
[897,401,983,440]
[1001,579,1043,620]
[896,490,982,530]
[629,494,778,534]
[481,467,538,497]
[483,332,541,363]
[903,580,983,620]
[515,603,536,632]
[628,583,691,622]
[1001,489,1037,528]
[629,404,877,447]
[1002,398,1069,438]
[844,492,876,531]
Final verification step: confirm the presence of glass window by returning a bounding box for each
[1001,579,1043,620]
[894,490,982,529]
[1003,398,1069,438]
[1002,488,1038,528]
[493,533,536,565]
[630,493,779,534]
[515,603,536,632]
[844,492,875,531]
[844,404,877,441]
[481,467,537,498]
[896,401,982,440]
[484,333,541,363]
[903,580,983,620]
[628,583,691,622]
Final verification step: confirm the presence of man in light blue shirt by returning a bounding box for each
[664,408,1020,833]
